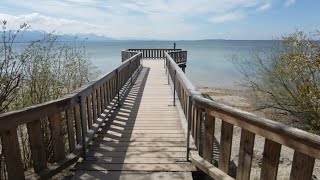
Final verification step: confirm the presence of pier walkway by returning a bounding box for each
[72,60,195,179]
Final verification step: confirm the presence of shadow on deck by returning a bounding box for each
[72,62,194,179]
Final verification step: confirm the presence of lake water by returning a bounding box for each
[86,40,275,89]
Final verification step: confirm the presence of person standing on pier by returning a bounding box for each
[174,42,176,49]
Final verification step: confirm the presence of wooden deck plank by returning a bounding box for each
[87,151,187,158]
[95,137,186,142]
[73,60,194,177]
[73,171,192,180]
[91,141,186,147]
[88,146,186,152]
[75,163,196,171]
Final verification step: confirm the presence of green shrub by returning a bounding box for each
[233,31,320,134]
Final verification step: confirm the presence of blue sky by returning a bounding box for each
[0,0,319,40]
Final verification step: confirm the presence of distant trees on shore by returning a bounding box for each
[233,31,320,134]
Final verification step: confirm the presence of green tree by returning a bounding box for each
[233,31,320,133]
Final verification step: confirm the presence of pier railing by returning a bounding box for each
[0,53,142,179]
[122,48,184,61]
[165,52,320,180]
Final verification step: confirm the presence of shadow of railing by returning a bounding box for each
[73,67,151,179]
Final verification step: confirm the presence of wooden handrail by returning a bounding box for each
[0,52,142,179]
[121,50,139,62]
[123,48,183,60]
[165,52,320,180]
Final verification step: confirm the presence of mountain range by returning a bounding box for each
[8,30,114,42]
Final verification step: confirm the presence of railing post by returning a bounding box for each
[130,60,133,84]
[167,67,170,85]
[78,96,87,161]
[173,70,176,106]
[186,95,192,161]
[165,57,167,73]
[163,55,166,68]
[116,69,120,106]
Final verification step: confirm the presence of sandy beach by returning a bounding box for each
[198,87,319,179]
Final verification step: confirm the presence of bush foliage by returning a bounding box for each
[233,31,320,133]
[0,21,99,179]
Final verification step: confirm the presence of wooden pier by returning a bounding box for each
[0,49,320,180]
[72,60,195,179]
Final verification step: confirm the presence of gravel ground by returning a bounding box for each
[199,87,319,180]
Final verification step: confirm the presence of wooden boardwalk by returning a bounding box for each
[72,60,195,179]
[3,49,319,180]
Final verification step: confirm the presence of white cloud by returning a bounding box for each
[0,0,276,39]
[257,3,271,11]
[0,13,106,35]
[209,11,245,24]
[285,0,296,7]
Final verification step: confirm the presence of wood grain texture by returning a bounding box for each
[74,104,82,143]
[73,60,195,177]
[92,90,97,123]
[49,112,65,161]
[86,95,93,129]
[0,53,142,179]
[260,139,281,180]
[203,110,215,162]
[197,96,320,160]
[290,151,315,180]
[27,120,47,172]
[236,129,255,180]
[219,121,234,174]
[2,128,25,179]
[66,108,76,152]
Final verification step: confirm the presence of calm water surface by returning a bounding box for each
[84,40,275,89]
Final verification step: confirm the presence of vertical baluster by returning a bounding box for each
[290,151,315,180]
[100,86,104,113]
[27,120,47,172]
[219,121,234,173]
[113,76,116,98]
[236,129,255,180]
[105,81,110,106]
[192,106,196,139]
[49,112,65,161]
[74,104,82,143]
[96,88,101,116]
[92,90,97,123]
[79,96,88,159]
[66,108,76,152]
[104,83,108,108]
[101,84,106,110]
[194,108,201,148]
[86,95,92,129]
[108,80,112,105]
[260,139,281,180]
[2,128,25,179]
[203,109,215,162]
